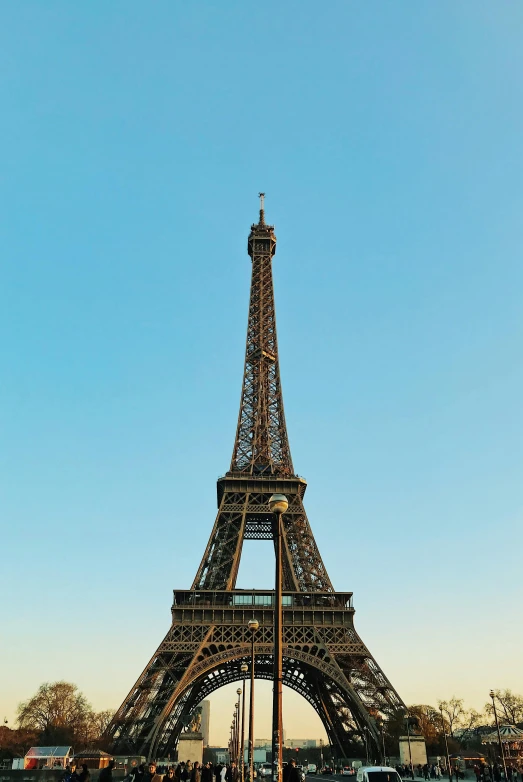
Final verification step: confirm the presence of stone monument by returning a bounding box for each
[399,735,428,766]
[177,708,203,765]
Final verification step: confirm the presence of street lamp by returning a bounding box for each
[269,493,288,782]
[439,705,452,782]
[363,726,369,766]
[236,691,242,767]
[377,719,386,766]
[233,711,238,765]
[247,619,259,782]
[240,664,248,782]
[405,715,415,780]
[490,690,507,781]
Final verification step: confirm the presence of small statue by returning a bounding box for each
[188,707,202,733]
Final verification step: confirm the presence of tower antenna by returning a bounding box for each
[258,192,265,224]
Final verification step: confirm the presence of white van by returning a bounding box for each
[356,768,402,782]
[307,765,317,775]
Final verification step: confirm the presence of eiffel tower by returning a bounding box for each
[107,196,405,760]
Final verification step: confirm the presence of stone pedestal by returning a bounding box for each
[399,735,428,766]
[178,733,204,765]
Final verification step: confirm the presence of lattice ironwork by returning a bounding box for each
[230,203,292,477]
[106,200,405,761]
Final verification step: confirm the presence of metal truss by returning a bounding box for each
[106,202,405,761]
[192,479,333,593]
[231,208,293,476]
[107,590,404,760]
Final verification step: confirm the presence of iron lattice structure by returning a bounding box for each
[106,199,405,759]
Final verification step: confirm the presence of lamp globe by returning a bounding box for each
[269,494,288,514]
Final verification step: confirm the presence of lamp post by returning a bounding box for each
[490,690,507,781]
[236,691,242,767]
[405,715,414,780]
[378,720,386,766]
[439,706,452,782]
[233,712,238,765]
[269,493,288,782]
[363,727,369,766]
[240,664,248,781]
[247,618,259,782]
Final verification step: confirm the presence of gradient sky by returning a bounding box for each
[1,2,523,747]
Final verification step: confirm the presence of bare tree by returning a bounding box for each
[437,698,466,738]
[80,710,116,749]
[485,690,523,726]
[460,709,482,733]
[17,681,114,748]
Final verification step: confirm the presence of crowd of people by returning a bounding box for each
[394,763,522,782]
[122,758,300,782]
[125,760,239,782]
[473,764,521,782]
[396,763,444,779]
[60,761,92,782]
[59,758,523,782]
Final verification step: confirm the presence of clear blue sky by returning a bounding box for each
[1,2,522,745]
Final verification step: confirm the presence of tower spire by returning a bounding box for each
[258,191,265,224]
[230,197,293,476]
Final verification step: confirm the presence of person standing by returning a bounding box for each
[143,762,164,782]
[202,762,213,782]
[191,763,201,782]
[79,764,91,782]
[63,762,78,782]
[226,763,239,782]
[164,769,176,782]
[99,761,116,782]
[283,759,301,782]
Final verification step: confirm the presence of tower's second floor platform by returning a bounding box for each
[171,588,354,627]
